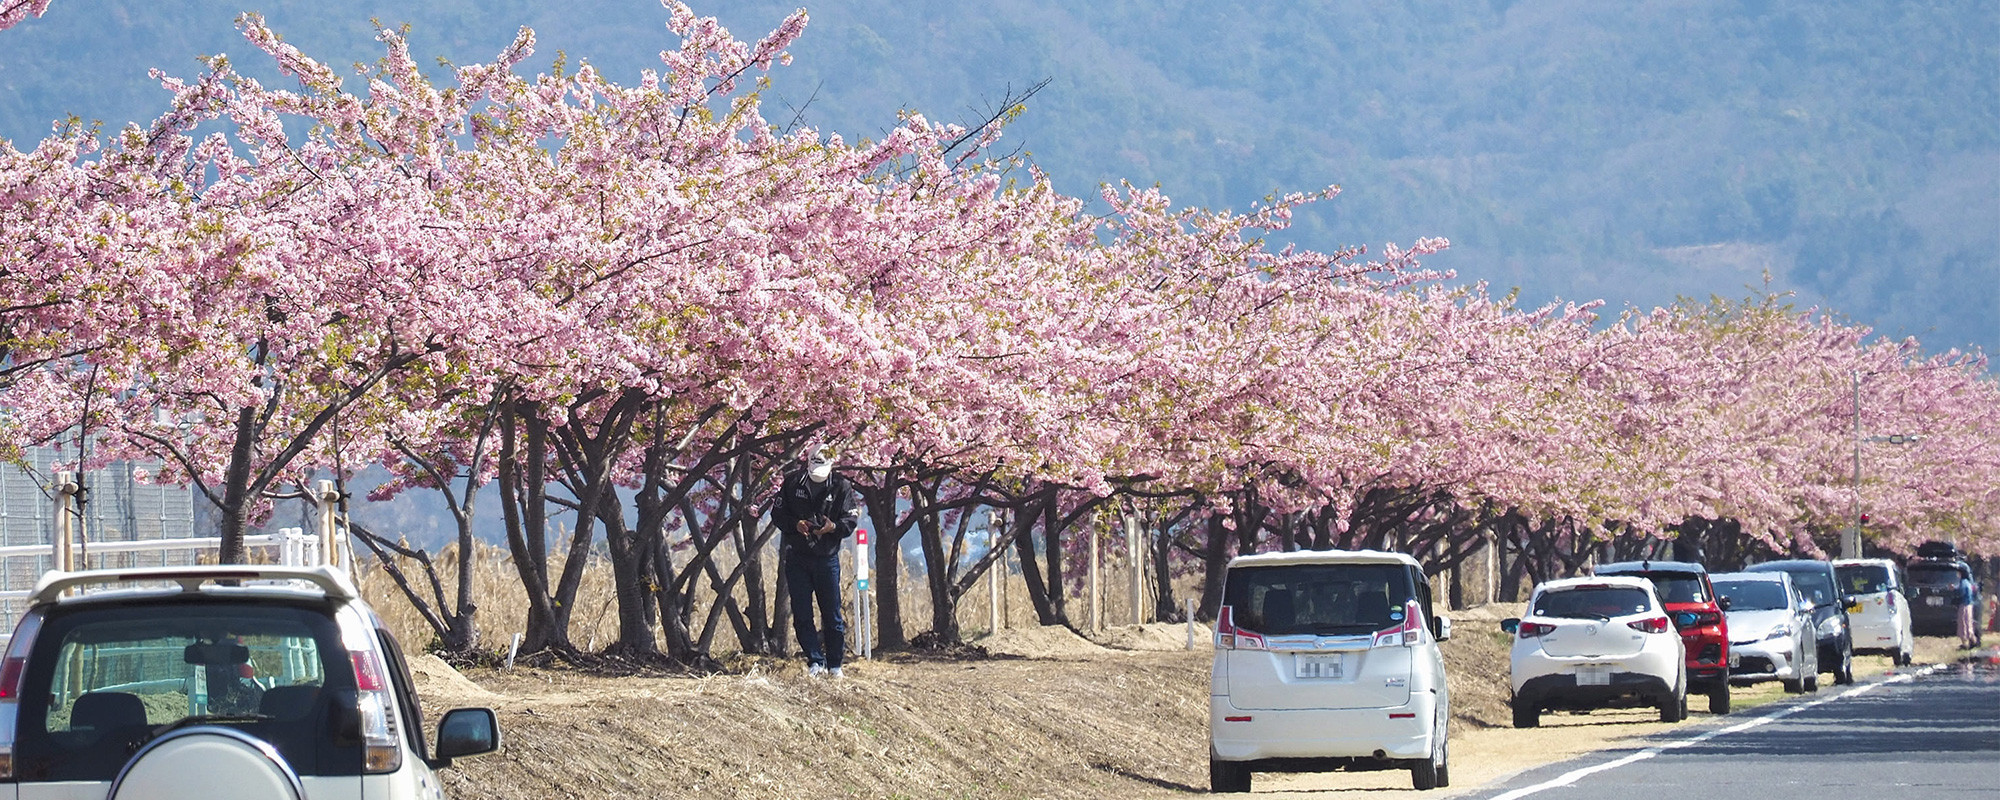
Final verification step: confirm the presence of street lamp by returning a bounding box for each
[1847,370,1921,559]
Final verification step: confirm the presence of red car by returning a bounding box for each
[1594,560,1733,714]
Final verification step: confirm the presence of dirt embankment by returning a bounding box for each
[423,611,1526,800]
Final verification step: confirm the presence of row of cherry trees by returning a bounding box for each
[4,3,1995,662]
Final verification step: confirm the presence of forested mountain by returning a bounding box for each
[3,0,1993,352]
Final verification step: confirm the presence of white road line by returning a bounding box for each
[1484,665,1941,800]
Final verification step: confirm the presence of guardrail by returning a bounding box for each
[0,528,325,601]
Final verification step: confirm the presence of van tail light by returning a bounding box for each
[349,649,404,773]
[1215,606,1267,651]
[0,612,45,779]
[1516,621,1556,638]
[1885,593,1896,612]
[1629,616,1672,634]
[1373,599,1427,648]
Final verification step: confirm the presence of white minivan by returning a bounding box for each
[1209,550,1451,793]
[1833,558,1914,665]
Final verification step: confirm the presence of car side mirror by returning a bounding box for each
[434,707,502,766]
[1718,596,1732,611]
[1433,615,1452,641]
[1500,618,1520,634]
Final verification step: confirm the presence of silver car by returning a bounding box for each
[1712,571,1820,693]
[0,565,500,800]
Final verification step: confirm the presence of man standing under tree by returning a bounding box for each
[772,446,857,677]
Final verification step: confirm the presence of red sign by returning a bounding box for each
[856,529,869,544]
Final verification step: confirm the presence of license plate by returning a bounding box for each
[1575,663,1612,686]
[1927,596,1945,607]
[1295,653,1344,679]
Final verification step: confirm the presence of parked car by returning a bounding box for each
[1744,560,1856,685]
[1833,558,1914,665]
[1592,560,1732,713]
[0,565,500,800]
[1711,571,1819,693]
[1907,555,1981,637]
[1209,550,1453,793]
[1503,576,1685,728]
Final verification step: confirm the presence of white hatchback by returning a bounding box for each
[0,565,499,800]
[1504,576,1685,728]
[1209,550,1452,793]
[1833,558,1914,665]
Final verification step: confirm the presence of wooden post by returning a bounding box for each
[53,471,78,573]
[316,480,343,571]
[1089,520,1101,632]
[1127,514,1145,625]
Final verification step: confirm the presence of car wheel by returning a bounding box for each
[1782,677,1804,694]
[1411,718,1446,791]
[1209,757,1251,794]
[1805,672,1819,692]
[1834,648,1855,685]
[1708,684,1731,715]
[1511,698,1540,729]
[1660,682,1687,723]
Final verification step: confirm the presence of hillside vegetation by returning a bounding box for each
[0,0,1991,350]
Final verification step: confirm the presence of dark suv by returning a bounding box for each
[1745,560,1855,685]
[1593,561,1732,713]
[1907,557,1980,637]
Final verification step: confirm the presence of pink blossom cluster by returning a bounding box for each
[1,0,1995,563]
[0,0,51,33]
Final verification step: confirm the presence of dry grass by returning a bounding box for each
[354,539,1208,661]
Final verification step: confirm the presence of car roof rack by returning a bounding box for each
[29,565,359,605]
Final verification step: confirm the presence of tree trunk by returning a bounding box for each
[1196,515,1230,622]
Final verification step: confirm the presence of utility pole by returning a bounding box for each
[1848,370,1862,560]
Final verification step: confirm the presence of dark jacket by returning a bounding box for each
[771,469,857,558]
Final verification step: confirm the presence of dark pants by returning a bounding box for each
[786,549,845,668]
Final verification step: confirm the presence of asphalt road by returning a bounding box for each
[1463,653,2000,799]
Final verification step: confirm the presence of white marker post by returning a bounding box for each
[854,528,871,660]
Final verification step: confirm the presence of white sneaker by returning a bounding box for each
[828,667,845,679]
[807,663,827,677]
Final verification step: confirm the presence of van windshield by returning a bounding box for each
[1835,564,1893,595]
[1714,579,1789,611]
[1224,563,1413,636]
[12,601,362,782]
[1754,566,1836,605]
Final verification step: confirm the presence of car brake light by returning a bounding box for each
[1214,606,1266,651]
[350,648,403,773]
[0,658,24,701]
[0,613,44,779]
[1516,621,1556,638]
[1629,616,1672,634]
[1372,599,1427,648]
[1885,593,1895,612]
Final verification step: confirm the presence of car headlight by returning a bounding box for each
[1762,624,1792,641]
[1817,616,1843,637]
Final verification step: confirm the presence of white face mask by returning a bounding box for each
[807,450,835,483]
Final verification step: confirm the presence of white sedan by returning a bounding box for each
[1713,571,1821,693]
